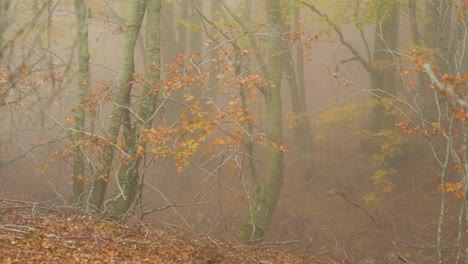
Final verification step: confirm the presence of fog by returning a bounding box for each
[0,0,466,263]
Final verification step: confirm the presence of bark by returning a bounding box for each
[87,0,147,212]
[369,1,399,131]
[189,0,203,97]
[206,0,220,101]
[0,0,11,61]
[287,6,313,179]
[161,0,176,63]
[423,0,453,72]
[164,0,189,125]
[408,0,420,45]
[407,0,427,96]
[177,0,188,53]
[237,54,259,193]
[0,0,11,108]
[202,0,258,190]
[72,0,90,206]
[464,14,468,73]
[419,1,455,118]
[190,0,202,55]
[239,0,284,243]
[105,0,161,220]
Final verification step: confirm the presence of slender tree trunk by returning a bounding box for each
[236,54,259,193]
[239,0,284,243]
[369,1,399,131]
[408,0,427,95]
[463,14,468,76]
[408,0,420,45]
[105,0,161,220]
[206,0,220,101]
[424,0,452,72]
[286,6,313,179]
[190,0,202,55]
[177,0,188,53]
[87,0,147,212]
[72,0,90,207]
[162,0,176,64]
[0,1,10,156]
[417,0,453,118]
[189,0,203,98]
[164,0,189,125]
[0,0,11,62]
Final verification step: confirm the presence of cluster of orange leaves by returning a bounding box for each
[57,48,270,175]
[400,56,468,200]
[436,181,464,199]
[395,122,419,137]
[138,52,264,173]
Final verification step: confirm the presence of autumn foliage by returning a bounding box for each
[0,201,330,264]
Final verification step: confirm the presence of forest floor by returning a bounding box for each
[0,199,334,264]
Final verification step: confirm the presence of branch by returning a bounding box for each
[333,191,411,264]
[423,63,467,108]
[301,1,374,73]
[141,202,209,218]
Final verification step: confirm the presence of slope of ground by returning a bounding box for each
[0,199,334,264]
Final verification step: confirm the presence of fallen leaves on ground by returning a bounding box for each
[0,200,334,264]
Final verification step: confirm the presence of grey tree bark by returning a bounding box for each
[177,0,188,53]
[239,0,284,243]
[369,1,399,131]
[285,5,313,179]
[87,0,147,212]
[71,0,90,207]
[105,0,161,220]
[161,0,176,63]
[189,0,202,55]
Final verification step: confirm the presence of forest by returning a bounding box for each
[0,0,467,263]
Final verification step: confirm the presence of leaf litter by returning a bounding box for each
[0,200,335,264]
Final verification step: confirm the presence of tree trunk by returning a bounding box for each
[206,0,220,101]
[415,0,454,119]
[424,0,452,72]
[177,0,188,53]
[408,0,420,45]
[161,0,176,64]
[0,0,11,62]
[369,1,399,131]
[236,53,259,193]
[190,0,202,55]
[408,0,427,95]
[239,0,284,243]
[72,0,90,207]
[105,0,161,220]
[86,0,147,212]
[286,5,313,179]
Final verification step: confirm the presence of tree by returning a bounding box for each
[105,0,161,220]
[401,2,468,262]
[189,0,202,55]
[238,0,285,243]
[87,0,148,212]
[369,0,400,131]
[177,0,189,53]
[161,0,176,63]
[283,3,313,179]
[71,0,90,207]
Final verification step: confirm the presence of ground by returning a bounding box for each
[0,199,334,264]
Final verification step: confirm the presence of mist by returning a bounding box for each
[0,0,466,263]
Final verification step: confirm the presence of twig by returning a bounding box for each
[258,239,300,248]
[141,202,209,218]
[333,190,381,228]
[333,191,412,263]
[301,1,373,73]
